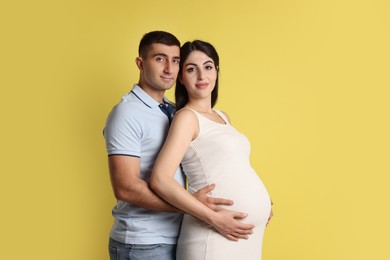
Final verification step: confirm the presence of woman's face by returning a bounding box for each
[180,50,217,101]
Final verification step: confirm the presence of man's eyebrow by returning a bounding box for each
[152,53,168,57]
[153,53,180,60]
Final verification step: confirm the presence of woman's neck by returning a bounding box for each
[186,100,213,114]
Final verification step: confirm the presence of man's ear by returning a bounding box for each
[135,57,143,70]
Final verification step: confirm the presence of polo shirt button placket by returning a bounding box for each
[159,103,174,124]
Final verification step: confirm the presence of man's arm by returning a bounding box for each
[109,155,233,212]
[108,155,179,212]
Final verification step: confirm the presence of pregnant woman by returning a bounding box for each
[151,40,272,260]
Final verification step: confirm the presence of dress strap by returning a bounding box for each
[214,110,230,125]
[178,108,201,118]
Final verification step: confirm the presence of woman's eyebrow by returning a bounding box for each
[185,63,198,67]
[185,60,214,67]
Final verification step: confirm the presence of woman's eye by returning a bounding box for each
[187,67,195,72]
[205,65,214,70]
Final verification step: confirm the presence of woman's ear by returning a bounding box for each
[135,57,143,70]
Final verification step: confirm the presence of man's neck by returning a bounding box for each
[137,83,165,104]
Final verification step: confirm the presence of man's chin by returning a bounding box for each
[159,82,175,90]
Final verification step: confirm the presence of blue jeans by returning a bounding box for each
[108,238,176,260]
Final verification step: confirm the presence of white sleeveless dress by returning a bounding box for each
[176,109,271,260]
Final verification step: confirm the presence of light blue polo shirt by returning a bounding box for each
[104,84,185,244]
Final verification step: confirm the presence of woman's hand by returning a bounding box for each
[266,207,273,226]
[208,209,255,241]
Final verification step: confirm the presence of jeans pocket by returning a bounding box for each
[108,244,119,260]
[130,244,160,251]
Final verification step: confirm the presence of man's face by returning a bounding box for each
[138,43,180,93]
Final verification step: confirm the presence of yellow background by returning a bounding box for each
[1,0,389,259]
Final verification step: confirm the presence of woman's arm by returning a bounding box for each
[150,109,254,241]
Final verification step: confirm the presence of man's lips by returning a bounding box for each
[161,76,174,81]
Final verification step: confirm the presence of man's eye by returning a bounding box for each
[156,57,165,62]
[173,59,180,64]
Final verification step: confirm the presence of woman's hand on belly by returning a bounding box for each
[208,208,255,241]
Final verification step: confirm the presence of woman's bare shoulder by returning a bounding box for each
[171,108,199,139]
[174,108,198,121]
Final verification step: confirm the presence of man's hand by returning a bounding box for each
[193,183,233,211]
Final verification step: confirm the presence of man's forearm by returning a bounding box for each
[114,179,181,213]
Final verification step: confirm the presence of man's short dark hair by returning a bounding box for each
[138,31,180,58]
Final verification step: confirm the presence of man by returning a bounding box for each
[104,31,254,260]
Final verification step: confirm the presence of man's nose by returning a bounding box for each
[164,61,174,74]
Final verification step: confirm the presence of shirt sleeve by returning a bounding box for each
[104,105,143,157]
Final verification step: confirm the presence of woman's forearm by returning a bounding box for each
[150,175,216,224]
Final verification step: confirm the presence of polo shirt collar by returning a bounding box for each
[131,84,172,108]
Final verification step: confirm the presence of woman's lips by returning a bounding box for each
[195,82,208,89]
